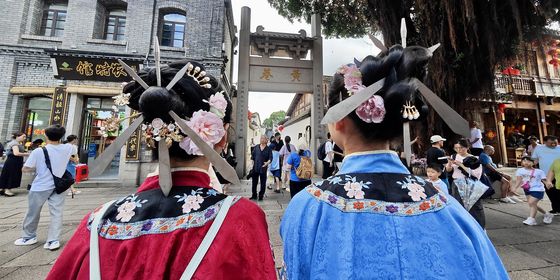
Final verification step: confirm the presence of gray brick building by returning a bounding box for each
[0,0,237,185]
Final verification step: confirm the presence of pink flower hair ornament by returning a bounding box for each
[179,110,226,155]
[337,64,387,124]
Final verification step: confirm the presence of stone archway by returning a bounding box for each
[235,6,324,177]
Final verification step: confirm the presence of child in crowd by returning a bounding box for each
[515,157,554,225]
[426,164,449,195]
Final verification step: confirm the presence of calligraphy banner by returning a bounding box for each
[248,65,313,92]
[125,110,141,160]
[49,87,68,125]
[51,56,143,82]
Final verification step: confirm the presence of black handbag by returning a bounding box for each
[42,147,75,194]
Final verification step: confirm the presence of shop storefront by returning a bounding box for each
[23,96,53,143]
[80,96,126,178]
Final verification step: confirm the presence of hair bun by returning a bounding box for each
[138,86,186,122]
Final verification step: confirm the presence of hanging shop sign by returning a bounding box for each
[49,87,68,125]
[51,56,142,82]
[125,110,141,160]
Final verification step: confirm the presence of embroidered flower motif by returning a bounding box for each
[328,195,338,204]
[179,110,226,155]
[107,225,118,236]
[356,95,386,123]
[353,201,364,210]
[204,208,216,219]
[314,190,322,197]
[328,176,343,185]
[439,194,448,203]
[208,91,228,118]
[407,183,427,202]
[160,225,169,231]
[181,194,204,213]
[151,118,164,130]
[386,205,399,213]
[419,201,431,211]
[116,201,137,222]
[112,92,130,106]
[176,217,186,226]
[207,189,218,196]
[344,182,365,199]
[141,221,153,232]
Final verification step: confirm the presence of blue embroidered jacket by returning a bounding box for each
[280,151,509,280]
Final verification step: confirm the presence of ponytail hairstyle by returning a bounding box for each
[285,136,292,152]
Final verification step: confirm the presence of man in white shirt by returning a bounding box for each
[532,135,560,214]
[14,125,76,251]
[469,121,484,156]
[322,133,335,179]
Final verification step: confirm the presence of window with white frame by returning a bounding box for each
[161,13,186,48]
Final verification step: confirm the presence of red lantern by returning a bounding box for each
[498,103,506,114]
[278,125,284,132]
[501,67,520,75]
[247,111,253,121]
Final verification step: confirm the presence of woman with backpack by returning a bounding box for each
[285,141,312,198]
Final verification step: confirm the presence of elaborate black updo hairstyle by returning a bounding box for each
[123,60,233,161]
[328,44,434,141]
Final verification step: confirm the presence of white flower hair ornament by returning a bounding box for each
[89,37,239,197]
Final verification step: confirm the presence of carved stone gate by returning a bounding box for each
[235,6,324,177]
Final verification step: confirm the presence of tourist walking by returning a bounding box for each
[14,125,75,250]
[526,135,540,157]
[469,121,484,156]
[281,44,507,279]
[279,136,296,191]
[321,133,335,179]
[285,141,312,198]
[251,135,272,201]
[0,132,29,196]
[531,135,560,214]
[64,135,81,197]
[269,142,282,193]
[47,60,276,279]
[515,157,553,225]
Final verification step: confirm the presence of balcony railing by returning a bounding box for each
[494,74,535,95]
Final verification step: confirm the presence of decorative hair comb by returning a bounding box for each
[89,37,239,196]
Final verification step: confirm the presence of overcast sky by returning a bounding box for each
[231,0,379,120]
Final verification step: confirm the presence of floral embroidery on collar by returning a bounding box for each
[306,186,447,215]
[114,194,148,222]
[175,188,219,214]
[396,176,427,202]
[87,196,241,240]
[340,175,372,199]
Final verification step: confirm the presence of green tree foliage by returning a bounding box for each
[268,0,560,115]
[263,111,287,129]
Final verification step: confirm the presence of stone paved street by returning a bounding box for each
[1,175,560,279]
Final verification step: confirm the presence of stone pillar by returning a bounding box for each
[235,7,251,178]
[311,14,324,172]
[65,93,84,135]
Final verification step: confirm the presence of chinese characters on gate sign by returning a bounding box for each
[260,68,273,80]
